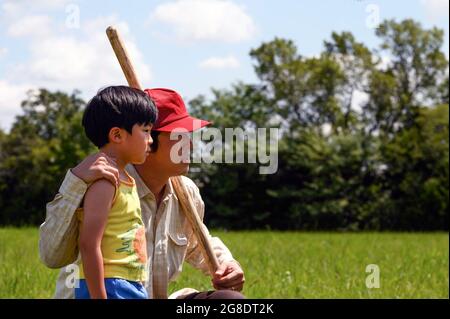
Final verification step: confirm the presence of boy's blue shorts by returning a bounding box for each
[75,278,148,299]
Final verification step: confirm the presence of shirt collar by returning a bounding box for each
[161,177,176,205]
[125,164,175,203]
[125,164,152,200]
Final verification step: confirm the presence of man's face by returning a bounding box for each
[144,131,192,177]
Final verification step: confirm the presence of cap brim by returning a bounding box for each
[154,116,211,132]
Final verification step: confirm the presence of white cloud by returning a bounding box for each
[1,0,71,23]
[321,123,332,137]
[351,90,369,113]
[0,48,8,58]
[199,55,240,69]
[1,0,70,14]
[375,55,392,71]
[1,14,152,131]
[150,0,257,43]
[0,81,32,131]
[6,15,152,94]
[7,15,52,38]
[421,0,449,20]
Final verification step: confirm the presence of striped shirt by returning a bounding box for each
[39,165,236,299]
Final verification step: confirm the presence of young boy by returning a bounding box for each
[75,86,158,299]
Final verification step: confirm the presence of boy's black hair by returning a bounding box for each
[82,86,158,148]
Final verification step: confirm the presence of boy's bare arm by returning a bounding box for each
[79,179,115,299]
[39,153,119,269]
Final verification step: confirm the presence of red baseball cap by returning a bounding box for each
[145,88,210,132]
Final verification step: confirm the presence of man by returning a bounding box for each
[39,88,245,299]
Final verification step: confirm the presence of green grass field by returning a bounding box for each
[0,228,448,299]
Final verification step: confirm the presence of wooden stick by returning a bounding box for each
[171,176,220,275]
[106,26,142,90]
[106,25,219,276]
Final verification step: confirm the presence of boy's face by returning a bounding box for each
[122,124,153,165]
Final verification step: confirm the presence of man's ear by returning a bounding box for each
[109,127,124,144]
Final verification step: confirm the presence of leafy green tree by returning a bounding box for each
[323,32,374,132]
[379,104,449,230]
[0,19,447,230]
[366,19,448,134]
[249,38,348,133]
[0,89,94,225]
[189,19,449,231]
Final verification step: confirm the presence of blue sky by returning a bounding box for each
[0,0,449,131]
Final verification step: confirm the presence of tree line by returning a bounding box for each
[0,19,448,230]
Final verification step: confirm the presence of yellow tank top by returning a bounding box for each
[77,174,148,282]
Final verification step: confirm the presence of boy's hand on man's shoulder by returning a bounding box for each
[72,152,120,187]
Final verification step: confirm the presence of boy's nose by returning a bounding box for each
[148,135,153,145]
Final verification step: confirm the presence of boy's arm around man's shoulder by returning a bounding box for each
[39,152,120,269]
[39,169,88,268]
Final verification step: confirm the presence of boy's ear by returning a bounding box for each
[109,127,124,144]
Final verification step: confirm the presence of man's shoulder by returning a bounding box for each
[176,176,202,201]
[179,175,199,192]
